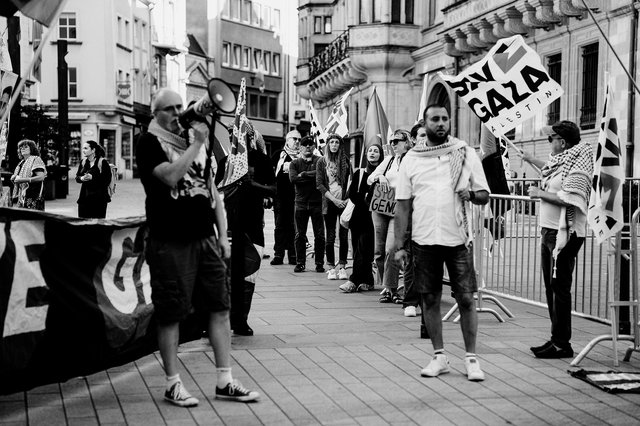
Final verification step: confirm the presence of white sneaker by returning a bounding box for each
[404,306,417,317]
[420,354,450,377]
[338,267,348,280]
[327,268,337,280]
[464,357,485,381]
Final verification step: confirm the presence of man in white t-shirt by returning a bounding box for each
[394,104,490,382]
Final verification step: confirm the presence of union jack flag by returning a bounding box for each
[218,78,249,190]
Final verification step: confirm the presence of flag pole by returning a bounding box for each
[0,0,69,133]
[580,0,640,96]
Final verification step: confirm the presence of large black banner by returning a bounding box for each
[0,208,201,395]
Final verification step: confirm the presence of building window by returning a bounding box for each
[272,53,280,75]
[391,0,401,23]
[252,2,260,26]
[405,0,414,24]
[242,0,251,22]
[222,42,230,66]
[373,0,382,22]
[314,16,322,34]
[59,12,77,40]
[69,67,78,98]
[230,0,240,20]
[263,51,271,73]
[134,18,140,46]
[222,0,229,17]
[253,49,262,71]
[359,0,367,23]
[547,53,561,125]
[272,9,280,30]
[324,17,332,33]
[580,42,599,130]
[262,6,270,28]
[428,0,437,26]
[232,45,241,68]
[268,96,277,119]
[249,93,259,116]
[242,47,251,69]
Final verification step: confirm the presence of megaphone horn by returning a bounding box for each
[179,78,236,129]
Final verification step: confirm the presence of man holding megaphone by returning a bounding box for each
[136,88,259,407]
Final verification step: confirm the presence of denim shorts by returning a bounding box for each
[146,235,230,324]
[411,242,477,295]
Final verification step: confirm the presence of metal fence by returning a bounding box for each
[475,178,640,324]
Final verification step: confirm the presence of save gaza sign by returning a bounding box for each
[439,35,563,137]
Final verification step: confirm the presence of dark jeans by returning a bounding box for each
[273,198,296,261]
[350,224,374,285]
[402,247,419,308]
[541,228,584,350]
[324,203,348,268]
[294,203,325,266]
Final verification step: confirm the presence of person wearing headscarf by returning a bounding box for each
[270,130,300,265]
[75,140,112,218]
[316,133,352,281]
[523,120,593,359]
[338,143,383,293]
[11,139,47,210]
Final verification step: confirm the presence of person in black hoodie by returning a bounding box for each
[75,140,112,218]
[338,143,383,293]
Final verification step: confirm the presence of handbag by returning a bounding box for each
[339,169,364,229]
[23,180,45,211]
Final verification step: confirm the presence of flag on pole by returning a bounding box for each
[0,0,67,27]
[362,87,392,165]
[587,82,625,244]
[218,78,249,191]
[417,74,428,123]
[307,99,325,149]
[323,87,352,139]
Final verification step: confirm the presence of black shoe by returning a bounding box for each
[530,340,553,354]
[315,264,325,273]
[534,344,573,359]
[294,264,305,273]
[233,325,254,336]
[270,256,284,265]
[288,258,297,265]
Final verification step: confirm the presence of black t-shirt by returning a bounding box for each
[136,132,215,241]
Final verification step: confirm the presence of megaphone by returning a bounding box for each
[179,78,236,129]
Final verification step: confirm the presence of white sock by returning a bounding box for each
[465,352,477,359]
[216,367,232,389]
[434,349,444,356]
[166,374,180,390]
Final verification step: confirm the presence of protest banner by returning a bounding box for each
[369,185,396,217]
[0,209,202,395]
[439,35,563,137]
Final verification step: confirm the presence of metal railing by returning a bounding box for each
[309,30,349,79]
[475,178,640,324]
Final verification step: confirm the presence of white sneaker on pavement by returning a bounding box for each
[339,281,357,293]
[327,268,337,280]
[420,354,450,377]
[464,357,485,381]
[404,306,417,317]
[338,267,348,280]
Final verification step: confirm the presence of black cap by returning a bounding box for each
[300,135,316,146]
[551,120,581,146]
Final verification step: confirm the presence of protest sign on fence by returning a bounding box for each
[439,35,563,137]
[0,209,202,395]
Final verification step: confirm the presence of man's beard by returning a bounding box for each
[427,127,449,145]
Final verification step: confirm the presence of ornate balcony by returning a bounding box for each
[309,30,349,80]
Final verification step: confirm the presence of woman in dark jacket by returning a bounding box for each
[316,134,352,281]
[338,144,384,293]
[75,140,112,218]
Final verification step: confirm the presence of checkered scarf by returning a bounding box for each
[408,136,472,245]
[541,141,593,265]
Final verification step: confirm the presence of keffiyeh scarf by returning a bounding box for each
[408,136,473,246]
[12,155,47,204]
[147,119,215,205]
[541,141,593,266]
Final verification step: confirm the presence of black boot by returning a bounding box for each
[233,281,255,336]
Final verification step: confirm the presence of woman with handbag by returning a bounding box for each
[316,134,352,281]
[75,140,112,218]
[10,139,47,210]
[338,144,383,293]
[366,129,413,303]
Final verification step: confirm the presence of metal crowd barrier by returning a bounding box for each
[472,178,640,325]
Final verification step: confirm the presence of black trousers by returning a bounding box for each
[78,202,107,219]
[273,198,296,261]
[294,204,324,266]
[349,224,374,286]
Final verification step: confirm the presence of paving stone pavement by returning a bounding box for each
[1,179,640,425]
